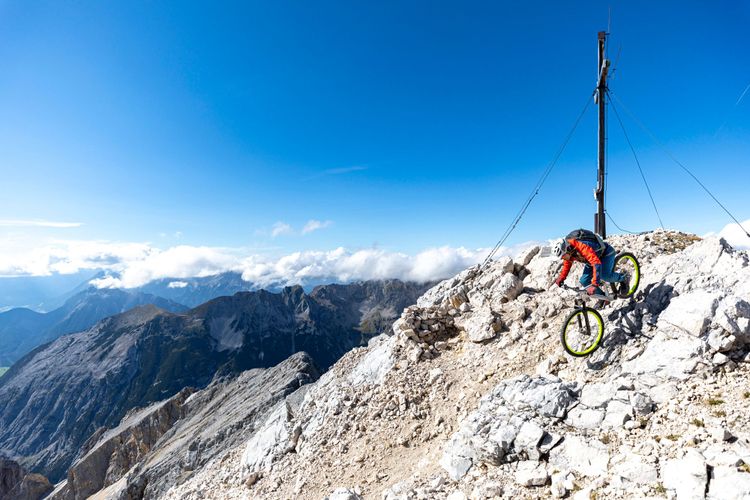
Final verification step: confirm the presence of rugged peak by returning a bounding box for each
[159,230,750,500]
[107,302,171,328]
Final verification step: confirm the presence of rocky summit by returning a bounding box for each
[0,279,429,483]
[140,230,750,500]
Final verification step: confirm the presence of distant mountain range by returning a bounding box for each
[0,288,187,366]
[0,271,260,365]
[0,271,99,313]
[0,271,255,313]
[133,272,256,307]
[0,279,430,482]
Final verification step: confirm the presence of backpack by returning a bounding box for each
[566,229,606,257]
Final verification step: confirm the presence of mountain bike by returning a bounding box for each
[559,252,641,356]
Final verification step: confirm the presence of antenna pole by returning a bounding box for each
[594,30,610,238]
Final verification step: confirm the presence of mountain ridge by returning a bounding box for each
[0,279,430,482]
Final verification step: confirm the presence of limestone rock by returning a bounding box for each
[707,465,750,500]
[579,382,612,408]
[495,375,578,419]
[441,375,576,480]
[661,449,708,500]
[565,407,605,430]
[602,400,633,428]
[514,460,548,487]
[610,452,658,485]
[657,289,720,337]
[457,305,501,343]
[621,330,704,380]
[490,273,524,303]
[326,487,363,500]
[514,421,544,452]
[446,491,468,500]
[518,246,541,267]
[58,231,750,500]
[549,435,609,477]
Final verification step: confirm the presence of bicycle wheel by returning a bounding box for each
[610,252,641,299]
[561,308,604,357]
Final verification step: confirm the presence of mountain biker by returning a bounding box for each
[552,229,629,298]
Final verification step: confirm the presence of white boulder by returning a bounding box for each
[661,448,708,500]
[548,435,609,477]
[657,289,721,337]
[514,460,548,487]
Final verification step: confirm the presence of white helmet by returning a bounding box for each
[553,239,570,258]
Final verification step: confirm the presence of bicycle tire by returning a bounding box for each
[561,307,604,357]
[610,252,641,299]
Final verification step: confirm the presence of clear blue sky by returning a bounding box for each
[1,1,748,257]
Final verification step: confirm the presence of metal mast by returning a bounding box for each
[594,30,610,238]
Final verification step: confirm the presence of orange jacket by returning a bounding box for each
[557,238,602,286]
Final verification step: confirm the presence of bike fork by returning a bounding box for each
[576,306,591,335]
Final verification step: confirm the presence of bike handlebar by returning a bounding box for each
[559,283,615,302]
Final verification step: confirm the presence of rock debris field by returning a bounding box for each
[151,231,750,499]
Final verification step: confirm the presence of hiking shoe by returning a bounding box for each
[619,273,631,295]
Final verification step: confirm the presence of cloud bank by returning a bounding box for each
[3,219,745,291]
[237,246,496,288]
[0,238,534,289]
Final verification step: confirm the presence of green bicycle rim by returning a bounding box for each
[618,255,640,296]
[563,310,604,356]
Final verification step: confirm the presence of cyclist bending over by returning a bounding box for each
[553,229,629,298]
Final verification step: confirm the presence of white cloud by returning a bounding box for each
[89,245,239,288]
[168,281,189,289]
[238,246,499,288]
[717,219,750,250]
[302,219,333,235]
[0,236,538,289]
[0,240,153,277]
[271,222,293,238]
[0,219,83,228]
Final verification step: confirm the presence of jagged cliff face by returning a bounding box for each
[49,352,319,500]
[158,231,750,500]
[0,280,429,483]
[0,458,52,500]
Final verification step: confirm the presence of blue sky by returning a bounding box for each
[0,1,748,284]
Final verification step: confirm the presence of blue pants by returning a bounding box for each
[580,243,625,287]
